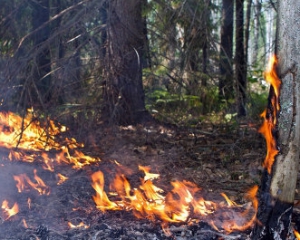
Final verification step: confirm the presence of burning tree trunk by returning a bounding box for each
[251,0,300,239]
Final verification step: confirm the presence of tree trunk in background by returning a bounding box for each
[251,0,300,239]
[235,0,247,116]
[102,0,149,125]
[31,0,51,107]
[200,0,210,114]
[251,0,261,66]
[243,0,251,91]
[219,0,233,100]
[100,0,107,60]
[142,0,151,69]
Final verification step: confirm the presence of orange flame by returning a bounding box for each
[259,55,281,173]
[294,229,300,240]
[57,173,69,185]
[22,219,28,228]
[13,169,50,195]
[27,198,31,209]
[0,110,99,170]
[1,200,19,220]
[68,221,89,229]
[91,165,258,232]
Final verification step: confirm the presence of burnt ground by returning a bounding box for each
[0,118,299,239]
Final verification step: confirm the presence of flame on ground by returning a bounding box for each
[0,56,282,234]
[0,110,99,170]
[68,221,89,229]
[1,200,19,220]
[91,165,258,233]
[259,54,281,173]
[13,169,50,195]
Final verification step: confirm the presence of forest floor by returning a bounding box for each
[87,118,265,201]
[1,116,300,239]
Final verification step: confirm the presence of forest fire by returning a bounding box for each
[258,55,281,173]
[0,109,99,169]
[0,55,288,238]
[13,169,50,195]
[0,110,259,236]
[91,165,258,233]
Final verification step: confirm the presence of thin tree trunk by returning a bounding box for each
[235,0,247,116]
[243,0,251,85]
[31,0,51,106]
[100,0,107,59]
[219,0,233,100]
[251,0,261,66]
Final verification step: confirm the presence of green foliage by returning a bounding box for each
[146,88,201,111]
[247,66,269,119]
[145,85,227,126]
[248,91,268,119]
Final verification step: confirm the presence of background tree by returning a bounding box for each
[251,0,300,238]
[30,0,51,107]
[219,0,233,101]
[235,0,247,116]
[0,0,278,127]
[251,0,262,66]
[102,0,149,125]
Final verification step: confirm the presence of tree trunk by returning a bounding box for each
[31,0,51,106]
[219,0,233,100]
[100,0,108,60]
[243,0,251,88]
[251,0,261,66]
[251,0,300,238]
[102,0,149,125]
[235,0,247,116]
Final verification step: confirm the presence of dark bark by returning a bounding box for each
[100,0,108,59]
[31,0,51,106]
[219,0,233,100]
[251,169,294,240]
[102,0,149,125]
[142,0,151,69]
[235,0,247,116]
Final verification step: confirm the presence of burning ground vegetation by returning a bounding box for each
[0,109,273,240]
[1,57,300,239]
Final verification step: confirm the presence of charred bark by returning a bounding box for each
[251,160,294,240]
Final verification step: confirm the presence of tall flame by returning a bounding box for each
[259,55,281,173]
